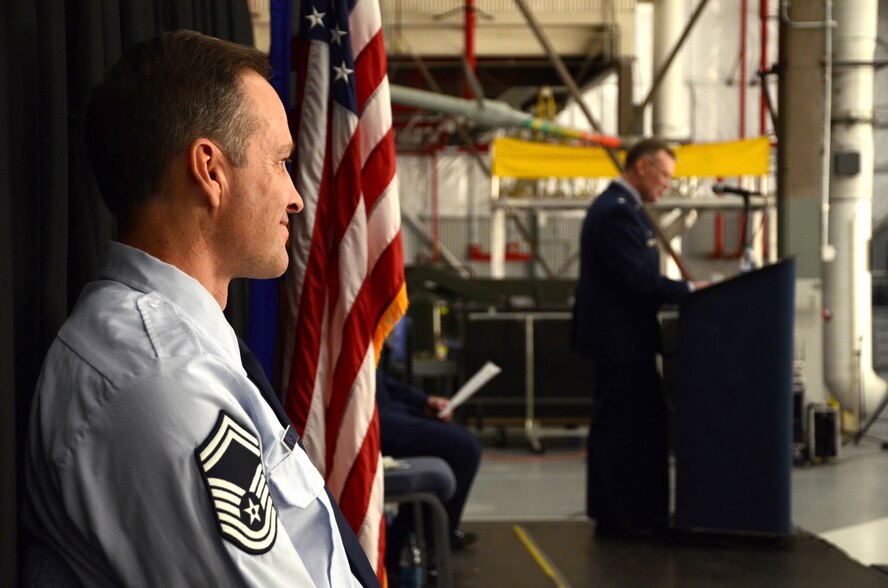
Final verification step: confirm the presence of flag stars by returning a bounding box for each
[333,61,353,83]
[330,24,347,45]
[305,6,325,28]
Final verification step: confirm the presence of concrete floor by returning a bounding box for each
[462,418,888,567]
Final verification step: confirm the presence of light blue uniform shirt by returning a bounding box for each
[24,241,360,587]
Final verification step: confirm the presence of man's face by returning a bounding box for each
[634,150,675,204]
[221,71,303,279]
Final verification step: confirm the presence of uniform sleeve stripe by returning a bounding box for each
[219,512,273,540]
[214,500,241,517]
[219,510,276,549]
[249,464,263,494]
[209,487,242,506]
[199,416,260,464]
[208,478,246,497]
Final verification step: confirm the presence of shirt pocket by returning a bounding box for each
[265,432,325,509]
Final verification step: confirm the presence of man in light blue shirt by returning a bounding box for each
[23,30,379,587]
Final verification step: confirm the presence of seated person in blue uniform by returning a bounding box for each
[377,345,481,559]
[22,31,379,587]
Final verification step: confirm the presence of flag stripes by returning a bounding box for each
[283,0,407,576]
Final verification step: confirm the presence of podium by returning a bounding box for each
[674,259,795,535]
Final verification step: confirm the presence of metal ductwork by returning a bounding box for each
[823,0,885,429]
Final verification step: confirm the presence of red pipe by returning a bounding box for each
[431,153,440,262]
[732,0,749,259]
[760,0,769,260]
[464,0,476,99]
[711,215,725,258]
[759,0,768,135]
[739,0,747,140]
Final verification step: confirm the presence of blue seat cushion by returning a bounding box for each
[384,456,456,501]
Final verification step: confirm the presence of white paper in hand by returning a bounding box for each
[437,361,502,418]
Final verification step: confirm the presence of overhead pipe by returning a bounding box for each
[390,84,622,148]
[822,0,885,430]
[402,46,493,174]
[398,48,559,279]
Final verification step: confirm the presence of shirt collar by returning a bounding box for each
[614,176,643,207]
[100,241,241,366]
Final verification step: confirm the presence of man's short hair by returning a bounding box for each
[624,138,676,172]
[84,30,272,218]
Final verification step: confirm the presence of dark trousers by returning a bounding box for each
[586,358,668,527]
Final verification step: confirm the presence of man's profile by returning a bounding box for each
[23,30,377,587]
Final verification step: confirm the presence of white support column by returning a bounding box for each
[652,0,688,140]
[490,176,506,278]
[823,0,886,430]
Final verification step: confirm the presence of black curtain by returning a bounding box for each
[0,2,254,583]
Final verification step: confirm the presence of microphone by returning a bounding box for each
[712,184,762,197]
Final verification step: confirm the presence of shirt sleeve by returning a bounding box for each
[58,354,320,587]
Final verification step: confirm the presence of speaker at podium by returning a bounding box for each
[673,258,796,535]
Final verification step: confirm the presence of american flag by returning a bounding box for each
[281,0,407,576]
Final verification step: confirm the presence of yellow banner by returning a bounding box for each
[491,136,770,179]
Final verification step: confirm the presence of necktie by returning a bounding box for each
[237,337,291,429]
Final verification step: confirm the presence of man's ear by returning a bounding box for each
[188,138,227,209]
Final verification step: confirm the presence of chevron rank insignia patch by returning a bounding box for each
[196,411,277,554]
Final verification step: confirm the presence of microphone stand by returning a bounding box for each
[740,193,754,271]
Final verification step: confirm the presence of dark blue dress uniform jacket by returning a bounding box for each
[572,181,690,363]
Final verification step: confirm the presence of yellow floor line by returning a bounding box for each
[513,524,573,588]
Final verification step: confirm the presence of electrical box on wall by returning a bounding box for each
[834,151,861,177]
